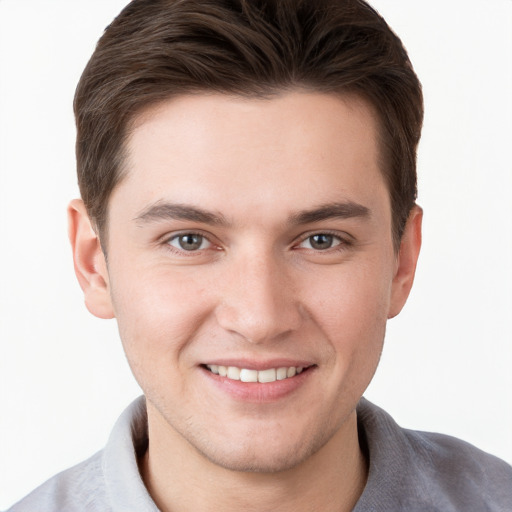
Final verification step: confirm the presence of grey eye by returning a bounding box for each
[299,234,341,251]
[309,234,334,250]
[169,234,210,251]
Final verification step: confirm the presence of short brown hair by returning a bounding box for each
[74,0,423,248]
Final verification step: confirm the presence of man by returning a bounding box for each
[7,0,512,510]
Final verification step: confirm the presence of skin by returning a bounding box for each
[69,91,422,512]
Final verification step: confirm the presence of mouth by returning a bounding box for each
[203,364,312,383]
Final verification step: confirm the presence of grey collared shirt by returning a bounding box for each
[7,397,512,511]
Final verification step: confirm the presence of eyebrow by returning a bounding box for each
[134,200,370,227]
[134,202,229,226]
[290,201,371,225]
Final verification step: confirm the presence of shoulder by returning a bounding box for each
[6,397,156,512]
[401,427,512,509]
[6,451,108,512]
[355,398,512,511]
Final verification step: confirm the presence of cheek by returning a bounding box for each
[109,270,218,410]
[304,259,392,370]
[109,264,215,366]
[308,257,392,325]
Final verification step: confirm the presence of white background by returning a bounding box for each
[0,0,511,508]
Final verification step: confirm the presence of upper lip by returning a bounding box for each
[201,359,315,370]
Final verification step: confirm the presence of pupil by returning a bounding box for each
[311,234,333,250]
[179,234,202,251]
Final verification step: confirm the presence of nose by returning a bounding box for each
[215,251,304,344]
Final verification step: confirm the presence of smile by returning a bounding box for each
[205,364,306,383]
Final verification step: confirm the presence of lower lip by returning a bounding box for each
[201,366,315,403]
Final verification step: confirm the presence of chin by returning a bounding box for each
[189,421,337,474]
[200,444,315,474]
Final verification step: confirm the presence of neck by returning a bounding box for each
[141,402,367,512]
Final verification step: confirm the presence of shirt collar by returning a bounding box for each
[103,396,159,511]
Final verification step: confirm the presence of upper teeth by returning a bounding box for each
[206,365,304,383]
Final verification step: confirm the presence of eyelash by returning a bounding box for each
[161,230,353,255]
[295,231,353,253]
[164,231,215,255]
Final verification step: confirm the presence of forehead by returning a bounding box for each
[112,91,389,226]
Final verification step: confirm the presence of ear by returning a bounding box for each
[388,205,423,319]
[68,199,114,319]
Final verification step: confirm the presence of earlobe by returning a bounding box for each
[68,199,115,319]
[388,205,423,319]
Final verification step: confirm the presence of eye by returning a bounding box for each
[167,233,211,251]
[299,233,343,251]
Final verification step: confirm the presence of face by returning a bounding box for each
[73,91,420,473]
